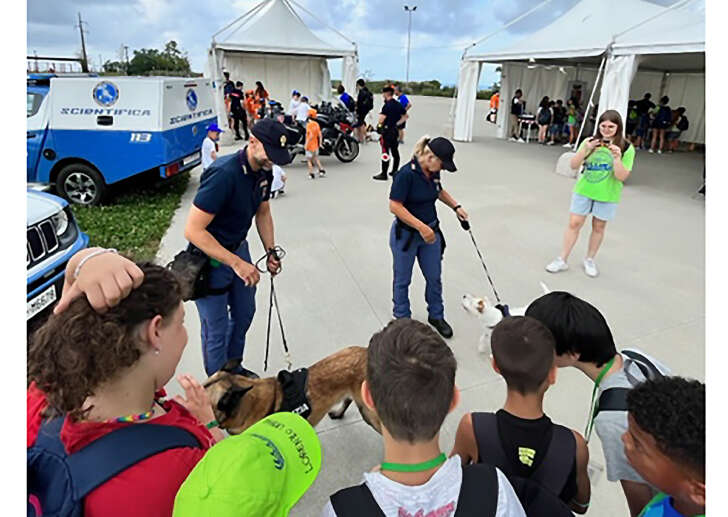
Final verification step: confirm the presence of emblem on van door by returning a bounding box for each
[186,89,198,111]
[92,81,119,107]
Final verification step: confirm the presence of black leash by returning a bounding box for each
[460,219,504,306]
[255,246,292,371]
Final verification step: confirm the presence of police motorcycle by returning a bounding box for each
[260,99,359,163]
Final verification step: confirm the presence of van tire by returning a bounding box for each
[57,164,106,206]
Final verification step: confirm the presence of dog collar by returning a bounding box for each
[495,304,510,317]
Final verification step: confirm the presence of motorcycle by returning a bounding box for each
[261,99,360,163]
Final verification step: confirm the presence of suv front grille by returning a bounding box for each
[27,218,61,268]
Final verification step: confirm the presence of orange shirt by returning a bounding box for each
[305,120,321,152]
[490,93,500,109]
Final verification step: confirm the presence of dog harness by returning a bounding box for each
[495,303,511,318]
[276,368,312,419]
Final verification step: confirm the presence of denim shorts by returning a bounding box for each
[569,192,618,221]
[305,149,319,158]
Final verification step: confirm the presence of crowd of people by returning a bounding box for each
[26,76,704,517]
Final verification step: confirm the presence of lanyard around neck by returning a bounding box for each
[381,453,447,473]
[584,355,617,442]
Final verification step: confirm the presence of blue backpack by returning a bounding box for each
[27,416,201,517]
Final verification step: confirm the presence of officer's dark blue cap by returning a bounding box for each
[428,137,457,172]
[251,119,292,166]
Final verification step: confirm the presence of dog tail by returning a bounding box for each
[539,281,551,295]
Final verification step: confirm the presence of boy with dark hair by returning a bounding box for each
[323,319,525,517]
[526,291,671,517]
[623,377,705,517]
[451,316,591,515]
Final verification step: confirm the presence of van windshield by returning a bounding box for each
[27,93,44,117]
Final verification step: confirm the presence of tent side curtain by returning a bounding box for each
[597,54,641,128]
[341,55,359,99]
[453,60,482,142]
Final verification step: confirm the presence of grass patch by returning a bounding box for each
[72,172,190,261]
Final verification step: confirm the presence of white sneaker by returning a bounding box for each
[657,149,662,155]
[509,137,517,142]
[648,148,654,154]
[545,257,568,273]
[562,143,572,148]
[547,141,555,146]
[583,258,599,278]
[517,138,526,143]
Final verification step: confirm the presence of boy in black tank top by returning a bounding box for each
[451,316,592,514]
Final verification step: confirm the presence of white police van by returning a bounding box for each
[27,74,216,205]
[27,188,89,327]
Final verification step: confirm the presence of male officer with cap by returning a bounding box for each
[184,118,291,376]
[388,135,468,339]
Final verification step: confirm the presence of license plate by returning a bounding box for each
[27,284,57,320]
[183,152,200,166]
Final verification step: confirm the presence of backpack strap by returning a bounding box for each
[471,412,512,475]
[621,350,664,380]
[329,483,385,517]
[454,463,499,517]
[596,387,631,414]
[36,418,202,501]
[530,424,575,496]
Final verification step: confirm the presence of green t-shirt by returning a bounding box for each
[573,140,635,203]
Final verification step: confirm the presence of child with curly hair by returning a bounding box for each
[623,377,705,517]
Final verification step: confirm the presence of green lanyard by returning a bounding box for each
[584,356,616,442]
[381,453,447,473]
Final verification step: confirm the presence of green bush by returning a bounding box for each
[331,79,493,100]
[72,172,189,261]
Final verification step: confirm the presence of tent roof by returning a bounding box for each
[612,0,704,56]
[466,0,666,63]
[213,0,356,58]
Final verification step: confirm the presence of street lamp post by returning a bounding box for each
[404,5,417,89]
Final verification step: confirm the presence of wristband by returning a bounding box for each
[74,248,118,280]
[453,204,462,212]
[205,419,219,429]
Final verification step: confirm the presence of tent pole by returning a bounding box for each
[572,53,608,149]
[212,0,269,41]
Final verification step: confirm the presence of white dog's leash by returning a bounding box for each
[255,247,293,371]
[460,220,507,314]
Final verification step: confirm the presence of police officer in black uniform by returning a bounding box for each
[373,85,407,181]
[229,81,250,141]
[388,135,468,338]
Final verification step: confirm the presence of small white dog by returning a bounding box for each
[462,282,551,353]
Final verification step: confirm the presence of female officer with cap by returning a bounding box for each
[388,135,468,338]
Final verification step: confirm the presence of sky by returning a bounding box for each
[27,0,679,89]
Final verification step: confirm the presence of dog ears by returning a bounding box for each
[221,357,243,373]
[217,384,253,416]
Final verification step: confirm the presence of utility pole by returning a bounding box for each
[124,45,130,75]
[76,12,89,72]
[33,50,39,72]
[404,5,417,89]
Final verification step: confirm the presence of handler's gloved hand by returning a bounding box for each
[460,219,471,231]
[376,123,385,134]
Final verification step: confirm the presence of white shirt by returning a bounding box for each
[201,136,216,170]
[321,456,525,517]
[288,98,300,115]
[271,164,286,192]
[296,101,311,122]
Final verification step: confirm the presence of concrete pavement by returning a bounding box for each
[157,95,705,516]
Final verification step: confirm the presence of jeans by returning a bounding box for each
[390,221,444,320]
[195,241,256,376]
[381,129,400,175]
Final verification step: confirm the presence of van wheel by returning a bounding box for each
[57,164,106,206]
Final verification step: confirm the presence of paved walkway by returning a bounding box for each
[157,96,705,516]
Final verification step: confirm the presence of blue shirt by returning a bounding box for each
[638,493,700,517]
[193,147,273,248]
[381,98,406,128]
[398,94,410,109]
[389,158,443,225]
[340,92,355,111]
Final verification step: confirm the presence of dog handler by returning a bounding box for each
[184,119,291,377]
[389,136,468,339]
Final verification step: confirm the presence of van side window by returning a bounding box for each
[27,93,43,117]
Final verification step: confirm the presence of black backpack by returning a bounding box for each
[595,349,665,416]
[360,89,374,114]
[472,412,575,517]
[537,107,552,125]
[329,463,499,517]
[28,416,202,517]
[676,115,689,131]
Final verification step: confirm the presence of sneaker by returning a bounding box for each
[657,149,662,155]
[309,173,315,180]
[583,258,599,278]
[648,148,654,154]
[509,137,517,142]
[562,143,572,148]
[372,173,388,181]
[517,138,526,143]
[547,141,555,146]
[428,317,453,339]
[545,256,568,273]
[319,169,326,177]
[277,189,285,197]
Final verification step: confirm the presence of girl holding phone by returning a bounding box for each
[546,110,635,277]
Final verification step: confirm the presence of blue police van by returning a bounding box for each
[27,188,89,326]
[27,74,216,205]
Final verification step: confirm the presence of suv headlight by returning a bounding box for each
[51,210,68,236]
[54,207,78,248]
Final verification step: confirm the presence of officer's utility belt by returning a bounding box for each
[166,241,241,301]
[394,219,446,258]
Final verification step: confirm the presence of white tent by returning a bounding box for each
[454,0,705,144]
[205,0,358,132]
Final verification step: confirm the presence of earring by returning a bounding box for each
[154,348,160,355]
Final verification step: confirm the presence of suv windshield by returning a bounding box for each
[27,93,43,117]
